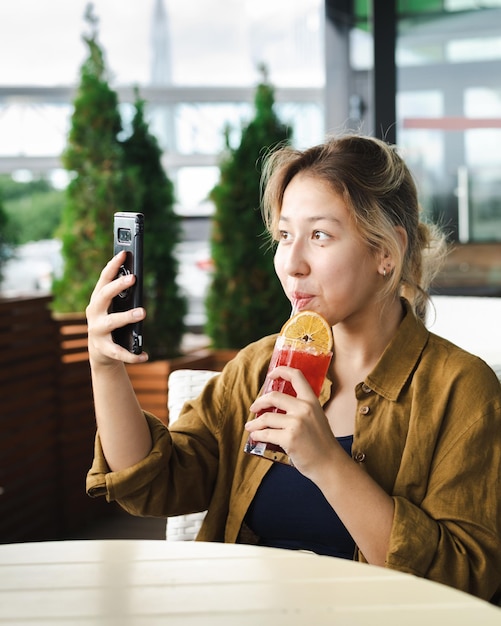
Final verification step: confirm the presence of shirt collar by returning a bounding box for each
[365,299,429,401]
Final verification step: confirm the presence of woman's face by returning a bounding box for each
[274,173,383,328]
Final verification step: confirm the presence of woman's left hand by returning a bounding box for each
[245,365,338,477]
[247,365,395,568]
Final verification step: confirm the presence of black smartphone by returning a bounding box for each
[111,212,144,354]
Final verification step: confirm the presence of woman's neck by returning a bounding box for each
[331,297,404,375]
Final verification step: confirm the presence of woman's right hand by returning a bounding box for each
[86,251,148,367]
[86,252,152,471]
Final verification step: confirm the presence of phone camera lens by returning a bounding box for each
[118,228,132,244]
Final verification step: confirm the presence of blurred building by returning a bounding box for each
[0,0,500,298]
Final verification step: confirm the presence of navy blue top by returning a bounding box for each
[244,435,355,559]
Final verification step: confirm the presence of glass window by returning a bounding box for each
[0,104,70,156]
[0,0,324,209]
[398,91,445,222]
[176,166,220,213]
[396,5,501,242]
[168,0,324,87]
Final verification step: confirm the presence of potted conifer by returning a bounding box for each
[205,71,292,353]
[120,93,211,423]
[0,190,13,285]
[121,92,187,360]
[52,5,134,313]
[51,7,196,423]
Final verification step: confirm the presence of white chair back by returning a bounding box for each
[166,368,219,541]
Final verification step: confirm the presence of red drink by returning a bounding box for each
[244,336,332,464]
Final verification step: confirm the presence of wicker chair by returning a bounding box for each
[165,368,219,541]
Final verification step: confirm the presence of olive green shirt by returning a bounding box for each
[87,300,501,601]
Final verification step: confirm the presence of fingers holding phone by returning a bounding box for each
[110,212,144,355]
[86,213,147,365]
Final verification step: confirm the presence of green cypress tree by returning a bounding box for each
[121,93,187,359]
[0,189,12,283]
[206,77,292,349]
[52,5,135,312]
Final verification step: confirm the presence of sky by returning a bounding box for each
[0,0,324,198]
[0,0,322,87]
[0,1,150,85]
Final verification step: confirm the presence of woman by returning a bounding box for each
[86,134,501,601]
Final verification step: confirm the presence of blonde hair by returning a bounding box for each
[261,134,448,321]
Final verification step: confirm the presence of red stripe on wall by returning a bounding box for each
[402,117,501,130]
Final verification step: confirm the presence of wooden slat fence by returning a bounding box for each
[0,298,109,542]
[0,296,229,542]
[53,312,110,537]
[0,296,61,542]
[126,351,215,426]
[432,243,501,296]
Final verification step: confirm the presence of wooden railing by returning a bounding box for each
[0,296,227,543]
[0,298,110,543]
[126,352,215,426]
[432,243,501,296]
[0,296,62,541]
[53,312,111,538]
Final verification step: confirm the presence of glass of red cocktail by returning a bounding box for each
[244,334,332,464]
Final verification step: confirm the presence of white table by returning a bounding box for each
[0,540,499,625]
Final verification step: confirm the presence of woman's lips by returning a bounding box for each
[291,293,314,310]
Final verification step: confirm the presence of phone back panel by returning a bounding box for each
[111,212,144,354]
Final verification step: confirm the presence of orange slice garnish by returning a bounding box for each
[280,310,333,353]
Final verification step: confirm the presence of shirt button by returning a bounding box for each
[362,384,372,394]
[359,405,370,415]
[354,452,366,463]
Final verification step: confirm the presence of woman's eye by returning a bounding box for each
[278,230,291,241]
[313,230,329,240]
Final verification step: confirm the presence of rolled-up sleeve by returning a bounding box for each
[356,308,501,601]
[85,339,274,540]
[386,405,501,600]
[86,412,174,515]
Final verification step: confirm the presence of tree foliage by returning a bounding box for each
[205,78,292,349]
[52,5,134,312]
[51,5,185,357]
[0,176,64,244]
[0,188,13,282]
[122,94,186,358]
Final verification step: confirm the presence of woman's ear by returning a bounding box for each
[378,226,408,276]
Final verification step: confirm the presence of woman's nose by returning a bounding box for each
[283,240,310,277]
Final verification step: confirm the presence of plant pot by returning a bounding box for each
[126,349,222,426]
